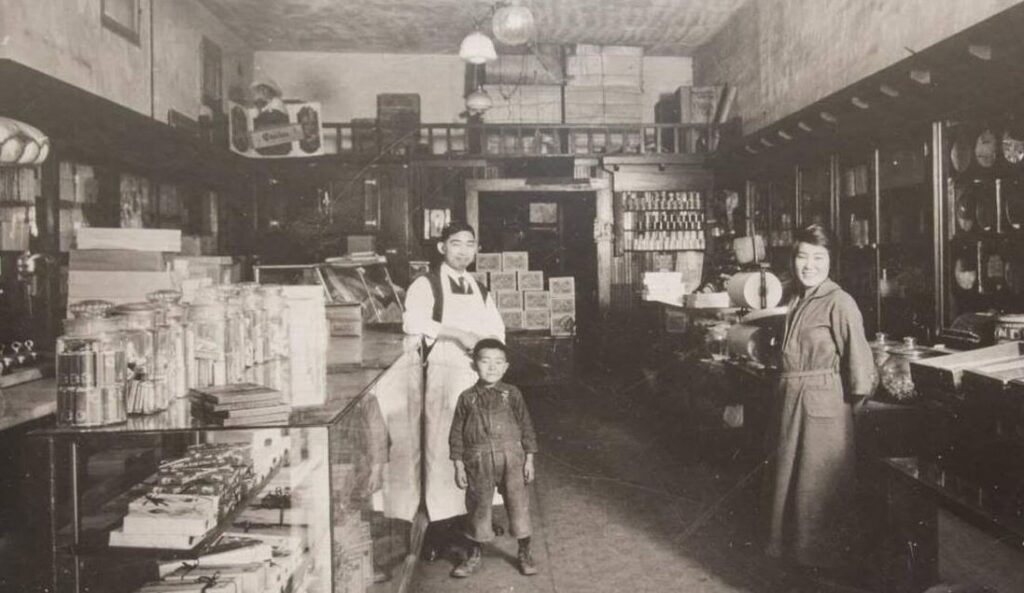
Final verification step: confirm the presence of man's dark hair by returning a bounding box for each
[473,338,508,361]
[440,221,476,242]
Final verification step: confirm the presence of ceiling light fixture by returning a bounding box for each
[492,0,535,46]
[465,87,494,114]
[459,31,497,64]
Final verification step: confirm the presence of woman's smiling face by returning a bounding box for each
[794,241,830,289]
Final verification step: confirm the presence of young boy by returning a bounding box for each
[448,338,538,578]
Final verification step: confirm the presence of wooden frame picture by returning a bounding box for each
[102,0,141,45]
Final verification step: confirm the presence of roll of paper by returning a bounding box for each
[727,271,783,310]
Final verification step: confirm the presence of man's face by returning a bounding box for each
[475,348,508,384]
[438,230,477,271]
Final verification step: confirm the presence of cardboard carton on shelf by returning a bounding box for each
[501,251,529,272]
[501,310,524,332]
[682,292,731,309]
[549,276,575,296]
[523,290,550,311]
[475,253,502,272]
[550,296,576,315]
[551,313,576,337]
[489,271,518,292]
[76,227,182,252]
[495,290,524,311]
[517,270,544,292]
[524,309,551,331]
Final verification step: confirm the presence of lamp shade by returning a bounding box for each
[492,2,534,46]
[465,88,494,113]
[459,31,497,64]
[0,117,50,166]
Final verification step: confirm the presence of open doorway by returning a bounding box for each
[478,190,598,331]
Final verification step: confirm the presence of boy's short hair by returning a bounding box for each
[473,338,508,361]
[440,221,476,242]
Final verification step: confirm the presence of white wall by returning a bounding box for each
[254,51,693,123]
[0,0,252,121]
[253,52,468,123]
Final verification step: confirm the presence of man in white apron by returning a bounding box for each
[403,222,505,558]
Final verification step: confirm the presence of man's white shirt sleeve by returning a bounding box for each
[402,276,441,341]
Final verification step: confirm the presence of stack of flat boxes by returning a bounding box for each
[564,45,643,126]
[474,252,576,337]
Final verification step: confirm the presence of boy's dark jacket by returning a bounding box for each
[449,381,538,460]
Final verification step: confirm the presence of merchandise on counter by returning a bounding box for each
[164,562,268,593]
[501,251,529,271]
[191,384,288,426]
[911,341,1024,396]
[326,303,363,337]
[550,296,576,315]
[551,312,576,336]
[148,290,192,398]
[157,535,273,576]
[880,337,946,402]
[76,227,182,252]
[108,527,203,550]
[122,493,220,536]
[517,270,544,291]
[725,270,783,310]
[642,271,687,306]
[523,309,551,330]
[683,291,731,308]
[475,253,502,272]
[68,270,176,307]
[489,271,517,291]
[69,249,168,272]
[57,300,128,426]
[133,578,235,592]
[113,303,173,415]
[501,310,524,331]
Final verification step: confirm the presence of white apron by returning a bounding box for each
[423,288,502,521]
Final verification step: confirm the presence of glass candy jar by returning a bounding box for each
[148,290,190,399]
[112,303,169,414]
[57,301,127,426]
[259,285,290,393]
[878,337,934,402]
[867,332,899,396]
[188,296,228,388]
[238,282,267,379]
[223,293,249,384]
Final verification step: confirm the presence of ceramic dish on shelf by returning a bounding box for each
[954,256,978,291]
[951,136,973,173]
[1002,126,1024,165]
[975,129,998,168]
[954,183,975,233]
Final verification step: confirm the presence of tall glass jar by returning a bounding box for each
[878,336,938,402]
[259,285,290,393]
[238,282,266,370]
[283,286,327,406]
[188,297,228,388]
[148,290,190,399]
[223,293,248,384]
[112,303,168,414]
[58,301,128,426]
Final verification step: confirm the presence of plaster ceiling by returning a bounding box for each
[197,0,748,56]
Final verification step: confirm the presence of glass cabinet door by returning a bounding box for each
[767,174,796,270]
[878,136,934,340]
[838,149,879,336]
[797,159,832,228]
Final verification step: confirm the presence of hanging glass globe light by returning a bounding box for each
[465,87,494,114]
[459,31,497,64]
[492,1,534,46]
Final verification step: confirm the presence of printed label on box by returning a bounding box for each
[523,290,550,310]
[502,251,529,272]
[550,296,576,314]
[549,276,575,295]
[517,270,544,291]
[489,271,518,291]
[476,253,502,272]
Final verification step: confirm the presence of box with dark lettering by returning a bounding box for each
[517,270,544,291]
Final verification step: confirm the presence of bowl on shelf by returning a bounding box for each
[951,133,974,174]
[974,128,998,169]
[1001,124,1024,165]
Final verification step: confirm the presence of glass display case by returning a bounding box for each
[838,148,880,335]
[32,377,410,593]
[797,158,833,228]
[254,256,404,325]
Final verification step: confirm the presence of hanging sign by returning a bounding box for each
[228,101,324,158]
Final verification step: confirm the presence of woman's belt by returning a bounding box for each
[779,368,839,379]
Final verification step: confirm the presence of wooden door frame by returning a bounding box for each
[465,177,612,312]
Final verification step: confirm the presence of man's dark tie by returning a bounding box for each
[450,276,470,294]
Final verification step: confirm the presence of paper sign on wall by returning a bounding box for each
[228,101,325,158]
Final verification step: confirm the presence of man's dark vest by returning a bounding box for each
[425,270,489,322]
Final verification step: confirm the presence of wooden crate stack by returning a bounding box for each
[474,252,576,337]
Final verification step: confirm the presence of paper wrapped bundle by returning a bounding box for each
[123,493,219,536]
[165,563,268,593]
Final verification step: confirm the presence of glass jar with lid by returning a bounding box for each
[238,282,266,370]
[188,297,227,388]
[878,336,941,402]
[223,293,248,384]
[147,290,189,399]
[259,285,290,392]
[111,303,169,414]
[57,300,128,426]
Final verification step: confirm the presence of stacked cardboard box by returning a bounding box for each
[474,252,576,336]
[564,45,643,125]
[67,228,178,308]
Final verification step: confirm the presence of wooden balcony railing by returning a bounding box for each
[319,122,718,159]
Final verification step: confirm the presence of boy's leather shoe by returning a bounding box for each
[451,551,482,578]
[517,550,538,576]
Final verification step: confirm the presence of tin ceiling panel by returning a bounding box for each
[197,0,748,55]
